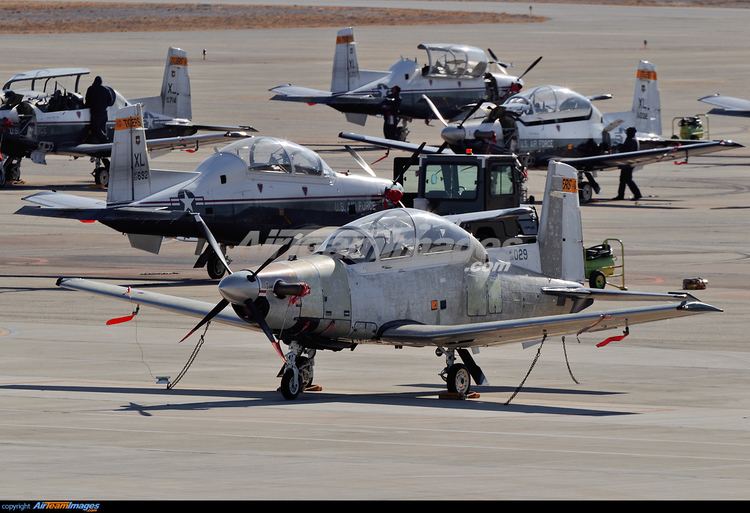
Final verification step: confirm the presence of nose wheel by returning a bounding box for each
[278,343,316,400]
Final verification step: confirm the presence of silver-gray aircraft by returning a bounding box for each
[17,104,404,279]
[57,159,720,399]
[0,47,253,187]
[270,27,535,141]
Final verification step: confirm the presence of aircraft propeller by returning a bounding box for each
[179,212,300,361]
[487,48,510,71]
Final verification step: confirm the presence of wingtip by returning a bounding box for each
[681,301,723,313]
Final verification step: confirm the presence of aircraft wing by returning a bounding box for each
[57,278,250,331]
[58,132,252,159]
[379,301,720,348]
[445,207,536,225]
[559,140,743,171]
[339,131,452,154]
[698,94,750,113]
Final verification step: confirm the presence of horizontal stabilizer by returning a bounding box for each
[269,85,334,103]
[21,191,105,210]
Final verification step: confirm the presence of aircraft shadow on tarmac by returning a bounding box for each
[0,384,634,417]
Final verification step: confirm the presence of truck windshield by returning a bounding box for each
[423,163,478,200]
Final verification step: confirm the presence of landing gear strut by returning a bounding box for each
[279,342,316,400]
[438,348,472,395]
[206,244,230,280]
[1,157,21,187]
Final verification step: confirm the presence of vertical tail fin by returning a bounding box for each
[537,161,584,283]
[331,27,360,93]
[160,47,192,120]
[107,104,152,206]
[631,60,661,135]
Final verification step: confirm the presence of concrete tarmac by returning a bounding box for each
[1,2,749,499]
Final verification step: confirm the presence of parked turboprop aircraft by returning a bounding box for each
[0,47,254,187]
[342,60,742,202]
[57,160,720,400]
[270,27,537,141]
[17,104,405,279]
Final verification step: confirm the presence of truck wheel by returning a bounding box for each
[589,270,607,289]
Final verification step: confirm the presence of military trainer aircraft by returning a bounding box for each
[0,47,254,187]
[56,159,720,400]
[343,60,742,202]
[270,27,536,141]
[17,104,405,279]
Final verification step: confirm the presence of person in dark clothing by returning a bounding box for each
[382,86,402,140]
[85,76,112,143]
[613,126,642,200]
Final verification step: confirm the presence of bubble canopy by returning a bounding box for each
[317,208,486,264]
[221,137,334,176]
[502,85,592,116]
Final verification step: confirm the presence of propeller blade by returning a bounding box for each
[421,94,448,127]
[604,119,624,133]
[344,145,377,177]
[487,48,509,70]
[393,142,426,184]
[179,298,229,343]
[252,235,300,278]
[246,299,286,362]
[191,212,231,275]
[517,56,542,81]
[436,141,450,154]
[457,102,484,128]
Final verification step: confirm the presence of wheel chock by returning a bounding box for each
[305,384,323,392]
[438,391,480,400]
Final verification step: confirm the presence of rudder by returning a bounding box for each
[107,104,152,206]
[537,161,584,283]
[331,27,360,93]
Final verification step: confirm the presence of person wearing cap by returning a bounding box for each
[613,126,642,201]
[85,76,112,143]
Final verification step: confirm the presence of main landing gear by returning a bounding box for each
[92,157,110,187]
[437,347,488,397]
[0,157,21,187]
[278,342,316,400]
[438,348,472,395]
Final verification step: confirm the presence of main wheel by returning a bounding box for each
[0,166,6,188]
[206,251,227,280]
[94,166,109,187]
[578,181,593,204]
[446,363,471,395]
[280,368,301,400]
[589,270,607,289]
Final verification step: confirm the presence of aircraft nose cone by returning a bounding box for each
[218,271,260,304]
[441,126,466,144]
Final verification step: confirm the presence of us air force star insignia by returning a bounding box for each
[177,190,196,212]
